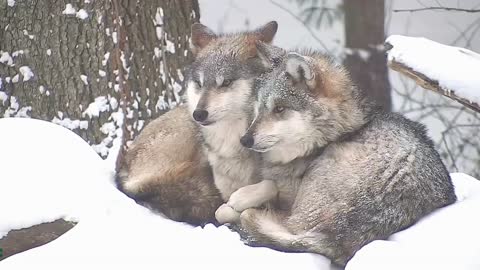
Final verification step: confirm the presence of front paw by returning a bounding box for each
[215,203,240,224]
[227,186,260,212]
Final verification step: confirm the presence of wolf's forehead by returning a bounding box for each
[198,54,239,76]
[259,71,288,97]
[258,71,308,106]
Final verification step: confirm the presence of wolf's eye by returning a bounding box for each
[222,79,233,88]
[194,80,202,88]
[273,106,285,114]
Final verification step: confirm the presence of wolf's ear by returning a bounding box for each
[256,41,286,68]
[255,21,278,43]
[285,53,314,83]
[191,23,216,51]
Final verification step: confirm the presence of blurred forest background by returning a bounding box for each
[1,0,479,177]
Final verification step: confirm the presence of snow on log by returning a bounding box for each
[385,35,480,113]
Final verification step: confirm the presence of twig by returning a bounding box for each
[394,7,480,13]
[269,0,331,53]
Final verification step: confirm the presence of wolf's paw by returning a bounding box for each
[215,203,240,224]
[239,208,260,230]
[227,185,262,212]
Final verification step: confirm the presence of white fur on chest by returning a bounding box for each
[202,119,258,200]
[203,119,248,158]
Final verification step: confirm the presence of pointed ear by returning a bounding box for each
[255,21,278,44]
[285,53,314,83]
[191,23,216,50]
[255,41,286,68]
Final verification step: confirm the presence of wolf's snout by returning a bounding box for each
[193,109,208,122]
[240,134,254,148]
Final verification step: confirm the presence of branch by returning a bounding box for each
[394,7,480,13]
[269,0,331,53]
[385,35,480,113]
[388,60,480,113]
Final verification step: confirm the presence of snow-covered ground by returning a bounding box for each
[1,118,480,269]
[0,118,332,270]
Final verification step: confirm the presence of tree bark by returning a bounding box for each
[0,0,199,160]
[343,0,391,111]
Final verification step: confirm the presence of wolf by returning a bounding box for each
[116,21,279,225]
[185,21,286,224]
[234,45,457,266]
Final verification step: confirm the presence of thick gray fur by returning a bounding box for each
[238,46,457,266]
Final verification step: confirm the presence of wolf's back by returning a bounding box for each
[116,106,222,225]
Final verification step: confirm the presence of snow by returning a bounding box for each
[76,9,88,20]
[112,31,118,44]
[102,52,110,66]
[0,91,8,104]
[62,4,76,15]
[19,66,34,81]
[154,47,161,58]
[80,74,88,85]
[0,118,330,269]
[7,0,15,7]
[12,50,24,57]
[15,106,32,117]
[166,39,176,53]
[11,74,19,83]
[1,118,480,270]
[98,69,106,77]
[46,49,52,56]
[154,7,164,40]
[52,117,88,130]
[347,173,480,270]
[0,51,14,66]
[386,35,480,105]
[82,96,109,118]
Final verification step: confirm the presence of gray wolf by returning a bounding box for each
[235,45,457,266]
[185,22,282,223]
[116,22,279,225]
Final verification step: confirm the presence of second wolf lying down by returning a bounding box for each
[231,45,457,266]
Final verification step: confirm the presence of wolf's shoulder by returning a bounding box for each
[363,111,433,146]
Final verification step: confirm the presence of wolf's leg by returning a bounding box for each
[227,180,278,212]
[239,208,341,264]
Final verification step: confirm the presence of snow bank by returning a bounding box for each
[0,118,332,270]
[1,118,479,270]
[347,173,480,270]
[386,35,480,105]
[0,118,113,238]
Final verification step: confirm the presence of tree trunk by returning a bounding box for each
[343,0,391,110]
[0,0,199,160]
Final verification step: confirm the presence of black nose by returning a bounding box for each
[240,134,254,148]
[193,110,208,122]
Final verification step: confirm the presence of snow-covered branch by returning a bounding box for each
[385,35,480,113]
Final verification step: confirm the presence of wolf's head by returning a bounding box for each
[186,21,279,126]
[240,45,374,164]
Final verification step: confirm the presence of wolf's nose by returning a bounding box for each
[240,134,254,148]
[193,110,208,122]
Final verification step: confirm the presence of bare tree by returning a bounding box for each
[0,0,199,161]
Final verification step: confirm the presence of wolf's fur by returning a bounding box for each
[237,46,457,266]
[116,22,279,225]
[116,106,223,225]
[186,22,279,216]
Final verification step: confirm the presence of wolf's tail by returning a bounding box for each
[239,208,344,265]
[115,164,223,226]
